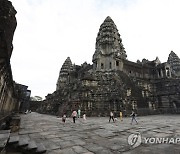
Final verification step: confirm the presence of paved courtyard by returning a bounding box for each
[16,112,180,154]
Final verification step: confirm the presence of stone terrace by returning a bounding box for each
[11,113,180,154]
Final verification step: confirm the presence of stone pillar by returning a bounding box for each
[157,70,159,78]
[161,69,163,78]
[165,67,171,78]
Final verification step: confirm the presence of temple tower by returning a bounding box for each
[92,16,127,71]
[56,57,73,90]
[167,51,180,77]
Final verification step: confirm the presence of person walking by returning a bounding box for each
[109,111,115,122]
[62,114,66,123]
[72,110,77,123]
[78,109,81,118]
[130,110,138,124]
[83,114,86,120]
[120,110,123,121]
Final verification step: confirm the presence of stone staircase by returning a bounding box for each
[0,130,10,153]
[0,130,46,154]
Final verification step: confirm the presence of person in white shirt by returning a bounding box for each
[83,114,86,120]
[109,111,115,122]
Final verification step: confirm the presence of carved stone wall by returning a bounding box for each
[0,0,28,128]
[0,0,17,59]
[0,0,17,117]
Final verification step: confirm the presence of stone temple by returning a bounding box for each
[38,16,180,116]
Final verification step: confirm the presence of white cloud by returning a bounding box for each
[10,0,180,98]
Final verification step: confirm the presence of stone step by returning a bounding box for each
[8,135,19,144]
[18,136,29,147]
[27,140,38,151]
[36,143,46,153]
[20,140,38,154]
[0,130,10,150]
[7,133,46,154]
[0,130,11,134]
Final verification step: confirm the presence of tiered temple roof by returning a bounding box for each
[56,57,73,90]
[93,16,126,61]
[168,51,180,76]
[59,57,73,75]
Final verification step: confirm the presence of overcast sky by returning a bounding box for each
[10,0,180,98]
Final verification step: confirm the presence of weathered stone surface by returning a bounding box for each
[0,129,10,149]
[8,135,19,144]
[0,0,19,131]
[14,112,180,154]
[0,0,17,59]
[0,1,30,134]
[72,145,89,153]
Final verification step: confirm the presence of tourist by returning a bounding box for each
[109,111,115,122]
[62,114,66,123]
[130,110,138,124]
[83,114,86,120]
[114,112,117,122]
[24,110,28,114]
[120,110,123,121]
[78,109,81,118]
[72,110,77,123]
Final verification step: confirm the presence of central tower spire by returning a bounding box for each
[93,16,127,71]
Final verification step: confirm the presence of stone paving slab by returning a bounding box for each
[17,112,180,154]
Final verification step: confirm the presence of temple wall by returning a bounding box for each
[123,60,154,79]
[0,0,23,129]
